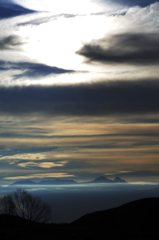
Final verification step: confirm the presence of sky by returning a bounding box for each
[1,0,159,184]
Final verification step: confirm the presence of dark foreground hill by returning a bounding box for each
[0,198,159,239]
[71,197,159,239]
[71,197,159,229]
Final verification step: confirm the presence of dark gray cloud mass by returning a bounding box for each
[0,79,159,116]
[77,33,159,65]
[0,35,22,50]
[0,0,36,19]
[0,60,75,78]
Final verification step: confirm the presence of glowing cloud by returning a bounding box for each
[0,153,47,161]
[18,161,67,168]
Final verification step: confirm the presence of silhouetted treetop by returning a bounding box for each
[0,188,52,223]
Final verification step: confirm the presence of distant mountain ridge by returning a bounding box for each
[11,180,37,185]
[10,176,127,186]
[91,176,126,183]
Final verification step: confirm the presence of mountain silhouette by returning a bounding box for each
[113,176,127,183]
[10,176,127,186]
[71,197,159,232]
[90,176,126,183]
[91,176,113,183]
[11,180,37,185]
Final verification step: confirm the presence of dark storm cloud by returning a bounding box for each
[0,61,75,78]
[0,35,22,50]
[0,0,36,19]
[77,33,159,65]
[1,79,159,116]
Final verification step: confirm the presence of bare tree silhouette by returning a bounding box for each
[0,188,52,223]
[0,195,16,215]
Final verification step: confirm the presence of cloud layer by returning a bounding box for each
[0,79,159,116]
[77,33,159,65]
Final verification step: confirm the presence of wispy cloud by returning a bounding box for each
[0,60,75,81]
[13,62,75,79]
[17,13,80,27]
[0,153,46,161]
[5,172,75,180]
